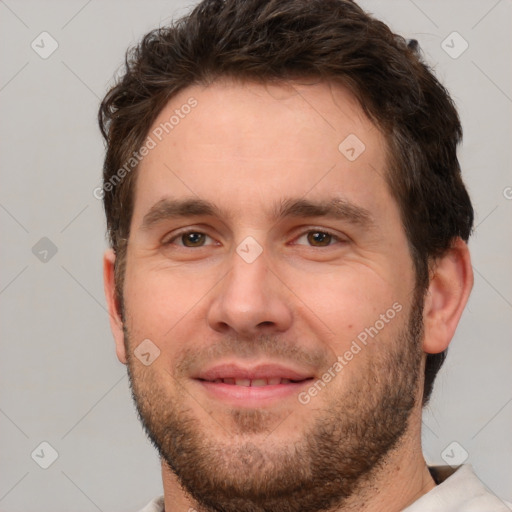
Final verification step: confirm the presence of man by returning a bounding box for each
[98,0,509,511]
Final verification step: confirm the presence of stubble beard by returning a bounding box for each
[123,298,424,512]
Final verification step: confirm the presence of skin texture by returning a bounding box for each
[103,78,473,512]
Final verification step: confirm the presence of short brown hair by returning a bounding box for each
[98,0,473,406]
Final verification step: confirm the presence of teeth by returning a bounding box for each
[212,378,298,386]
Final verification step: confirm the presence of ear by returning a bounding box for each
[103,248,127,364]
[422,238,473,354]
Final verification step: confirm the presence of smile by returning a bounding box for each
[192,363,315,406]
[200,377,306,386]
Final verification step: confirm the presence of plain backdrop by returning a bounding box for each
[0,1,511,511]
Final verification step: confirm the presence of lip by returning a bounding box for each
[193,362,315,406]
[195,362,313,382]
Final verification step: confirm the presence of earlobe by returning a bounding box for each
[422,238,473,354]
[103,249,128,364]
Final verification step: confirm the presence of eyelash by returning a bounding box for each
[164,228,346,248]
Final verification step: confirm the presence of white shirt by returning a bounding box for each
[403,464,511,512]
[138,464,511,511]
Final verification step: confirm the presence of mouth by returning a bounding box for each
[198,377,308,386]
[193,363,315,405]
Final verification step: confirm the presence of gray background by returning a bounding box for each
[0,0,511,511]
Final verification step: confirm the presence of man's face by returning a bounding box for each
[119,79,425,511]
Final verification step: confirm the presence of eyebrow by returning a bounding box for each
[141,197,222,231]
[275,197,374,228]
[140,196,375,231]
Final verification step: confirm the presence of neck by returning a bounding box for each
[330,420,436,512]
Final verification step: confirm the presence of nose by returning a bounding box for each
[206,247,293,338]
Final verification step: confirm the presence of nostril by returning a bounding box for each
[257,321,275,328]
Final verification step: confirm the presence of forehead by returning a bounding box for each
[133,78,392,223]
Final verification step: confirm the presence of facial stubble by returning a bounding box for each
[123,299,424,512]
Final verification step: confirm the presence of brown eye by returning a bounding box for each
[180,232,207,247]
[306,231,333,247]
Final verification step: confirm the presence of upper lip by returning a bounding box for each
[195,363,314,382]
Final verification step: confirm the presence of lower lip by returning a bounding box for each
[195,379,313,406]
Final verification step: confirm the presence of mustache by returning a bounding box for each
[174,334,331,377]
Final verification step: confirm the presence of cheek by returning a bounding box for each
[123,260,213,344]
[122,245,413,358]
[288,263,407,348]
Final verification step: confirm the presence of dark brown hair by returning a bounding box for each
[98,0,473,406]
